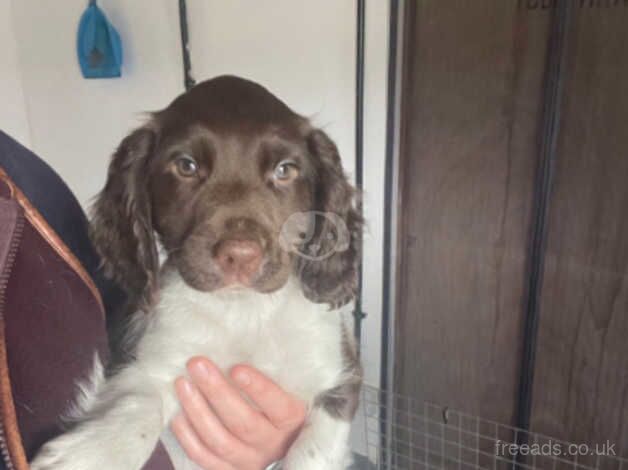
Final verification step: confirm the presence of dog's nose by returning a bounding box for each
[214,240,263,285]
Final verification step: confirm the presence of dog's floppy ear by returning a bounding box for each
[296,129,363,309]
[90,126,159,310]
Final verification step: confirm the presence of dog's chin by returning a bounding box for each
[176,262,292,296]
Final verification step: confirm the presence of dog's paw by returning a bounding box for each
[30,440,73,470]
[29,433,104,470]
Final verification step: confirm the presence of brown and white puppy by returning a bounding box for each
[31,76,363,470]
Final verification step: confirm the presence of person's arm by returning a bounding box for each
[171,357,307,470]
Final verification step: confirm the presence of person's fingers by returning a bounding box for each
[174,376,259,466]
[229,364,307,433]
[170,413,236,470]
[186,358,278,448]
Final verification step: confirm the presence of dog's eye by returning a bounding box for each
[174,155,198,177]
[273,160,299,184]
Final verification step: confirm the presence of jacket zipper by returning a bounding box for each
[0,206,25,470]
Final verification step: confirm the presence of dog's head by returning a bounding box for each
[90,76,361,310]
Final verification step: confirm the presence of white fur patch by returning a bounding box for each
[30,273,353,470]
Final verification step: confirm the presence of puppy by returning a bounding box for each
[30,76,363,470]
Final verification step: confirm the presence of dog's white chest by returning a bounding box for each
[136,275,346,404]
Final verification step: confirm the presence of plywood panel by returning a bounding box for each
[394,0,550,434]
[530,5,628,460]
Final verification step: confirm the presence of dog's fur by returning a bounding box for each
[30,76,362,470]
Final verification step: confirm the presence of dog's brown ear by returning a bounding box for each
[90,127,159,310]
[296,129,363,309]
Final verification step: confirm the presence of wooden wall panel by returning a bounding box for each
[530,5,628,459]
[394,0,550,429]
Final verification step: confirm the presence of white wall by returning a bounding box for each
[0,0,390,458]
[0,0,31,146]
[2,0,360,208]
[7,0,183,208]
[187,0,356,176]
[361,0,388,389]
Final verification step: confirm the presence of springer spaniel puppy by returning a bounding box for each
[30,76,362,470]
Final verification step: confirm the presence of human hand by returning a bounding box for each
[172,357,307,470]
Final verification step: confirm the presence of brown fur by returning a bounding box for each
[314,326,363,421]
[90,76,362,311]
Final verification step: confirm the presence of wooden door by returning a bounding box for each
[394,0,549,423]
[392,0,628,467]
[529,4,628,466]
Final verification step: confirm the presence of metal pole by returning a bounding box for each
[178,0,196,91]
[353,0,367,342]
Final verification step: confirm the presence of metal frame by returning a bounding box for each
[380,0,406,467]
[353,0,368,342]
[363,385,628,470]
[515,0,571,435]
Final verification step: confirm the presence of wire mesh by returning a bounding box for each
[362,385,627,470]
